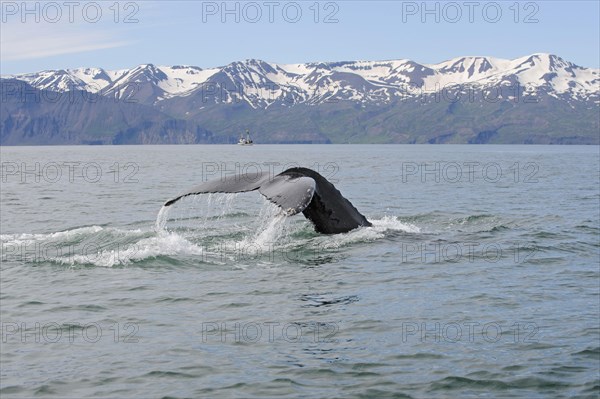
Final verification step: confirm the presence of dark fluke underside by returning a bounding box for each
[163,167,371,234]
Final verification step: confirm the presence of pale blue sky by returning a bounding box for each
[1,0,599,74]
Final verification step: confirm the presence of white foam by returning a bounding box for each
[0,226,104,245]
[1,223,207,267]
[317,216,420,249]
[371,215,420,233]
[51,231,204,267]
[3,205,420,267]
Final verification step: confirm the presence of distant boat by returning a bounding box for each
[238,129,254,146]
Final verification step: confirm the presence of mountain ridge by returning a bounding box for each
[2,54,599,145]
[7,53,599,103]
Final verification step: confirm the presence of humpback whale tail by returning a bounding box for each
[163,167,371,234]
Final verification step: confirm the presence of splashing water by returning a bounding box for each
[2,190,419,268]
[249,207,290,249]
[371,215,420,233]
[219,193,239,218]
[312,215,421,249]
[155,205,171,232]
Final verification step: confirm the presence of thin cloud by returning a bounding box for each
[1,23,134,61]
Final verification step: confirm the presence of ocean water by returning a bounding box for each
[1,144,598,399]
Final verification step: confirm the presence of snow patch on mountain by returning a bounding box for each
[5,54,598,106]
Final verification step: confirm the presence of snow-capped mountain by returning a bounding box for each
[2,54,598,146]
[6,54,598,107]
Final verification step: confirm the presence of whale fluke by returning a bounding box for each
[163,167,371,234]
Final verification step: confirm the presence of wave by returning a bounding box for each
[1,225,202,268]
[398,211,512,235]
[0,225,105,245]
[1,210,418,268]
